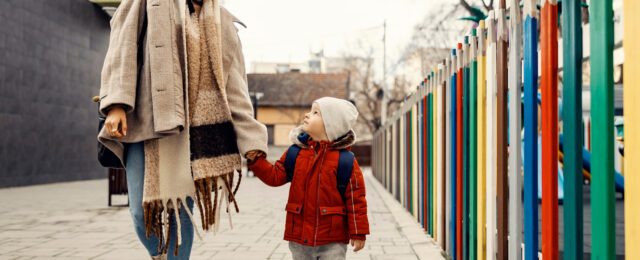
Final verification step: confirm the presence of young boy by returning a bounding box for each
[245,97,370,260]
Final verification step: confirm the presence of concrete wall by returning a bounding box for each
[0,0,111,187]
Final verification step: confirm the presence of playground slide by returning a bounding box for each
[520,135,626,200]
[520,136,565,200]
[559,135,625,193]
[521,95,625,201]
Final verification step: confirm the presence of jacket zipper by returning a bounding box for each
[300,143,320,243]
[313,144,327,246]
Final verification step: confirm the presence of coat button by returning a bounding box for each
[303,239,308,243]
[322,209,327,213]
[296,207,299,211]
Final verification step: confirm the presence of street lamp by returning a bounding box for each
[249,92,264,120]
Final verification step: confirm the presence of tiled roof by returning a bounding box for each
[248,73,350,107]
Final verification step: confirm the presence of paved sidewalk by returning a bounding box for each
[0,168,444,260]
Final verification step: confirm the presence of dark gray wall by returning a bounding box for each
[0,0,111,187]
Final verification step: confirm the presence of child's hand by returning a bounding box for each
[350,239,365,252]
[245,150,266,164]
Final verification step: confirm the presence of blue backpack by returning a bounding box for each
[284,132,355,202]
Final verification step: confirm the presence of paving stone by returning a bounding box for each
[0,167,444,259]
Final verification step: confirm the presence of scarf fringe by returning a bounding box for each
[142,196,201,257]
[141,171,243,257]
[194,171,242,232]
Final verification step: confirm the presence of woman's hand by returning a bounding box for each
[105,106,127,138]
[350,239,365,252]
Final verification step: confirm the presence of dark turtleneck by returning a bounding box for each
[187,0,203,14]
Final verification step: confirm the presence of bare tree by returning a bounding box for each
[339,45,382,139]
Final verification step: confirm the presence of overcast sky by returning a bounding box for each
[223,0,449,72]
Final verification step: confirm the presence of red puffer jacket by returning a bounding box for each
[248,126,370,246]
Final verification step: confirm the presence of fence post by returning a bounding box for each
[476,20,487,260]
[450,48,459,260]
[419,81,425,229]
[438,63,446,249]
[495,7,509,260]
[508,0,523,258]
[590,0,616,258]
[562,0,584,259]
[456,41,464,260]
[522,1,539,259]
[540,0,559,258]
[445,56,453,254]
[416,89,419,221]
[485,11,498,260]
[624,0,640,258]
[462,36,471,260]
[432,69,437,239]
[469,29,479,260]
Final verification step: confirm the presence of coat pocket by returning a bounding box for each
[285,202,303,237]
[320,206,347,238]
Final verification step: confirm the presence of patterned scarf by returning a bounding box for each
[141,0,242,255]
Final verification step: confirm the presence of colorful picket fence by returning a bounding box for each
[371,0,639,259]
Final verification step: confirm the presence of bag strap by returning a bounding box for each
[284,145,301,182]
[283,146,355,202]
[336,150,355,202]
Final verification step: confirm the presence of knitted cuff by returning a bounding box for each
[349,234,366,241]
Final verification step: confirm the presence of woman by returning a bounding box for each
[97,0,268,259]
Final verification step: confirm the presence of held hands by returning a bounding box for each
[244,150,266,164]
[105,106,127,138]
[350,239,365,252]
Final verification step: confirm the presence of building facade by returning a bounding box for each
[248,72,350,146]
[0,1,111,187]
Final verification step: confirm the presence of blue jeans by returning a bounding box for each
[125,141,195,259]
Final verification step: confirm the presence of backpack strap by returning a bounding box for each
[284,145,301,182]
[283,146,356,202]
[336,150,355,202]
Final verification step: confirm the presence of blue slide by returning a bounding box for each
[519,94,625,201]
[559,134,625,193]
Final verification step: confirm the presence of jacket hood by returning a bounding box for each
[288,126,356,150]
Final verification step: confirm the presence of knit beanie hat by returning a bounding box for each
[313,97,359,141]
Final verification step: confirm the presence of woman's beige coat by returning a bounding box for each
[97,0,267,165]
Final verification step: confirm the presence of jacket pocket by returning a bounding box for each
[320,206,347,238]
[285,202,303,237]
